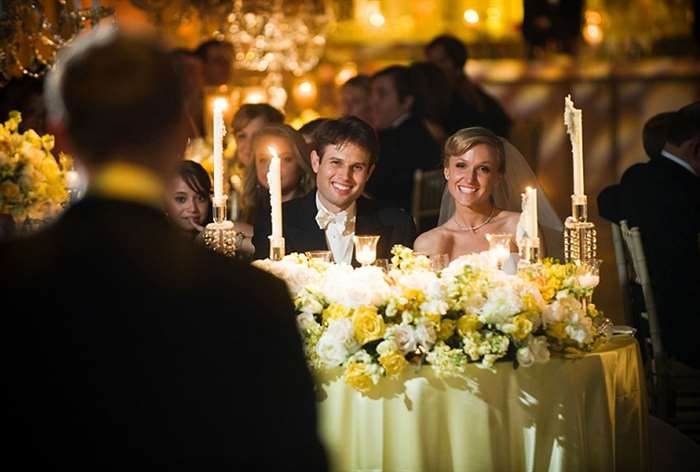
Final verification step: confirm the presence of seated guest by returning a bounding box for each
[0,27,327,469]
[299,117,330,146]
[194,38,234,87]
[254,116,417,263]
[415,127,561,260]
[239,123,315,230]
[366,65,442,212]
[339,75,372,125]
[598,111,674,223]
[619,102,700,368]
[165,160,212,237]
[409,61,451,145]
[232,103,285,169]
[169,48,205,138]
[425,34,512,138]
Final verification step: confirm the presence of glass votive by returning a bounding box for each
[353,234,380,267]
[578,259,602,288]
[307,250,333,263]
[486,233,513,269]
[429,253,449,271]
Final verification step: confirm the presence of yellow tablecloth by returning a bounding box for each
[317,335,648,472]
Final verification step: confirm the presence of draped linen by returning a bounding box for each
[317,336,648,472]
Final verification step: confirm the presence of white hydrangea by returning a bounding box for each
[319,265,392,308]
[479,284,522,325]
[252,255,323,297]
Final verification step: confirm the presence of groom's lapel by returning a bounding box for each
[288,192,327,252]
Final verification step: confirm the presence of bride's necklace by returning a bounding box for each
[454,206,496,233]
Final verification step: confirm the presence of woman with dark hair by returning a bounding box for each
[165,160,212,237]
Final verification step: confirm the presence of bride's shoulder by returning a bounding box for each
[414,225,451,252]
[494,209,520,231]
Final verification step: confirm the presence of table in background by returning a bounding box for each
[317,335,648,471]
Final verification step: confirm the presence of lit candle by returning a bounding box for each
[564,95,584,196]
[267,145,283,243]
[578,272,600,289]
[212,98,227,201]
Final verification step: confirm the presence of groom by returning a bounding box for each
[254,116,416,263]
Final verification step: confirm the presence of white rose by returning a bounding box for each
[326,318,360,353]
[517,346,535,368]
[530,336,550,364]
[315,334,348,368]
[415,320,437,350]
[376,339,398,356]
[388,324,417,354]
[296,312,318,332]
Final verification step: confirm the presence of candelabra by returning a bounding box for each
[518,237,540,266]
[202,196,241,257]
[564,194,597,263]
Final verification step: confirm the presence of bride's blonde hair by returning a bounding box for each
[443,127,505,173]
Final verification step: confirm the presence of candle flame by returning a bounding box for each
[267,145,279,159]
[214,98,228,112]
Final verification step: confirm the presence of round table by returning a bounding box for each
[316,335,649,471]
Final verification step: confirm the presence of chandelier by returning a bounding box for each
[225,0,333,77]
[0,0,114,86]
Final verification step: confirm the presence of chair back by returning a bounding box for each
[411,168,445,233]
[619,220,665,360]
[611,222,634,326]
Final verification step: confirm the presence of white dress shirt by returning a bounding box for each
[315,192,356,265]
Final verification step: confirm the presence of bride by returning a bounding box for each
[414,127,563,261]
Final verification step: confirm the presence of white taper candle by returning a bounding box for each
[267,145,283,242]
[212,98,227,201]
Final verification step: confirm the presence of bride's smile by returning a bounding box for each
[445,143,502,209]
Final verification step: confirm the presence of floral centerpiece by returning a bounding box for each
[254,246,609,394]
[0,111,71,227]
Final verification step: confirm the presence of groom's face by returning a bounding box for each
[311,141,374,213]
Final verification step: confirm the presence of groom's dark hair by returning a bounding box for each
[313,116,379,166]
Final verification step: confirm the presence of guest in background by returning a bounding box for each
[0,28,327,469]
[425,34,512,138]
[169,48,205,138]
[232,103,285,169]
[299,117,330,146]
[619,102,700,368]
[366,65,441,212]
[409,61,451,145]
[339,75,372,125]
[165,160,212,237]
[597,111,674,224]
[194,39,234,87]
[239,124,314,229]
[254,116,416,262]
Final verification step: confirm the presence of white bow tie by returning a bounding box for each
[316,208,351,231]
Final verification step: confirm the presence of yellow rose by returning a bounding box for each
[0,180,20,200]
[322,303,351,324]
[547,322,567,341]
[344,362,373,393]
[439,319,456,341]
[511,315,533,341]
[379,352,408,378]
[425,313,441,327]
[457,314,482,336]
[352,305,385,345]
[587,303,600,318]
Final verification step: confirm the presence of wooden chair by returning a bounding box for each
[618,220,700,438]
[411,168,445,233]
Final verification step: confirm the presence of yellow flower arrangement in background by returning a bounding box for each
[0,111,71,225]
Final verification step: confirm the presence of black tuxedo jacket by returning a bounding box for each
[365,115,442,212]
[0,196,327,470]
[253,191,417,263]
[619,157,700,367]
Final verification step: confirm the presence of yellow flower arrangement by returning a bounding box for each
[352,305,385,345]
[0,111,71,225]
[343,362,374,393]
[379,352,409,378]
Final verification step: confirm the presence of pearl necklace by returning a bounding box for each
[454,207,496,233]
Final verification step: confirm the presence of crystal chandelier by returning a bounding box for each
[0,0,114,86]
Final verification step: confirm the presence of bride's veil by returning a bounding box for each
[438,137,564,260]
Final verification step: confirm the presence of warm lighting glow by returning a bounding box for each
[585,10,603,25]
[583,24,604,45]
[242,87,267,104]
[214,97,228,111]
[292,78,318,109]
[369,12,385,27]
[335,63,358,87]
[463,9,480,24]
[298,81,313,95]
